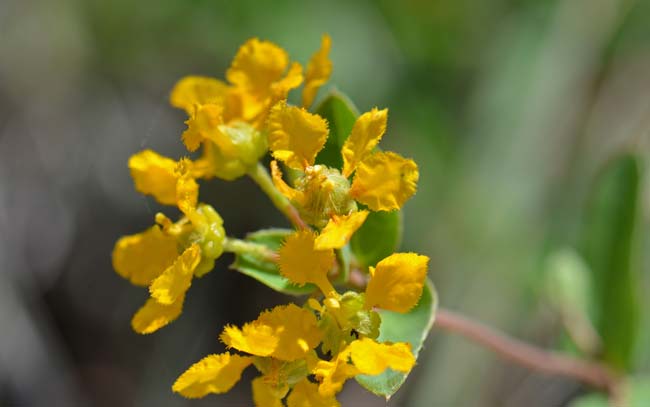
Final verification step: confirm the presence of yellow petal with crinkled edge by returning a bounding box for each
[341,108,387,178]
[365,253,428,313]
[348,338,415,375]
[278,230,335,295]
[350,151,418,211]
[221,304,322,362]
[131,295,184,334]
[170,76,229,115]
[314,210,369,250]
[227,38,289,96]
[181,103,225,152]
[287,379,340,407]
[172,353,253,399]
[268,102,329,170]
[313,348,357,397]
[174,159,199,217]
[112,225,178,287]
[128,150,178,205]
[149,244,201,305]
[271,160,305,205]
[302,34,332,108]
[271,62,303,99]
[252,377,284,407]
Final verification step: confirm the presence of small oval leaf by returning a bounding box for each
[314,90,359,169]
[355,278,438,398]
[230,229,316,296]
[350,209,402,268]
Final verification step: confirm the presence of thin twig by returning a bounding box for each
[434,308,620,393]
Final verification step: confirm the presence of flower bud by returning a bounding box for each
[293,165,357,228]
[206,121,268,180]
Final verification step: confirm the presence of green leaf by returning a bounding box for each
[314,89,359,169]
[355,278,438,399]
[570,377,650,407]
[230,229,315,296]
[543,247,600,354]
[350,209,403,267]
[580,155,642,370]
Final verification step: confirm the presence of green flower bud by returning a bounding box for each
[293,165,357,228]
[207,121,268,181]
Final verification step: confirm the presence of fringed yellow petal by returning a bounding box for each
[220,304,321,361]
[149,244,201,305]
[302,34,332,108]
[365,253,428,313]
[268,101,329,170]
[227,38,289,96]
[252,377,284,407]
[349,151,418,211]
[278,230,335,295]
[172,353,252,399]
[131,295,184,334]
[314,210,369,250]
[341,108,388,178]
[112,225,178,287]
[170,76,229,115]
[313,349,357,397]
[128,150,178,205]
[271,62,304,99]
[270,160,305,205]
[181,103,225,152]
[287,379,340,407]
[348,338,415,375]
[174,159,199,217]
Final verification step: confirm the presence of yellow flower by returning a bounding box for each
[269,105,418,234]
[172,353,253,398]
[170,37,311,181]
[302,34,333,109]
[277,230,336,296]
[221,304,322,361]
[364,253,429,313]
[114,158,226,334]
[313,338,415,397]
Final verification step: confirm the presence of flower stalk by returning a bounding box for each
[247,162,308,230]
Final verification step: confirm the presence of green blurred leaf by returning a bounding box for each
[230,229,315,296]
[581,155,642,370]
[350,209,403,267]
[543,248,601,355]
[314,90,359,169]
[355,279,438,399]
[570,377,650,407]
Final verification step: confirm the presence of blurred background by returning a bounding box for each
[1,0,649,405]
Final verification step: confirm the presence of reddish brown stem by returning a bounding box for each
[435,308,620,393]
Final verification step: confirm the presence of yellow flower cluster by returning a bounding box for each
[173,241,428,405]
[112,34,431,405]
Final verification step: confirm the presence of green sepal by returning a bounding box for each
[230,228,316,296]
[355,278,438,398]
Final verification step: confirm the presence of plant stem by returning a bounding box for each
[248,163,307,229]
[222,237,279,262]
[434,308,620,393]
